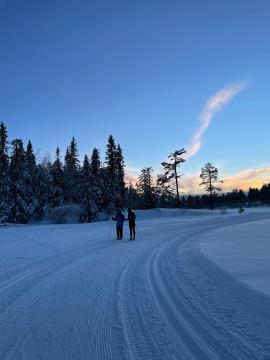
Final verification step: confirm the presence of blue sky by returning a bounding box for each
[1,0,270,191]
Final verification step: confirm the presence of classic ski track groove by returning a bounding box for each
[1,214,270,359]
[148,238,255,360]
[0,237,113,297]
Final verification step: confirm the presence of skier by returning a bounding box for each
[112,210,125,240]
[127,208,136,240]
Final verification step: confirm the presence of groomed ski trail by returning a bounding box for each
[0,213,270,359]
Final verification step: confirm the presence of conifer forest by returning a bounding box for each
[0,122,269,224]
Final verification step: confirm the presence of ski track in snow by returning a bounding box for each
[0,213,270,359]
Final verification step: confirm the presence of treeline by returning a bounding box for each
[0,122,125,223]
[181,185,270,209]
[129,148,270,210]
[127,179,270,210]
[127,164,270,210]
[1,121,269,224]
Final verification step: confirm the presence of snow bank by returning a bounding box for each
[200,218,270,297]
[26,207,222,226]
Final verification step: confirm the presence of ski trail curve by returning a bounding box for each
[0,214,270,359]
[114,215,270,359]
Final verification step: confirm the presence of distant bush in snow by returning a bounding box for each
[50,205,81,224]
[97,211,110,221]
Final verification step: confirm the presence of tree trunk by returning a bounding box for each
[174,160,181,208]
[209,176,213,210]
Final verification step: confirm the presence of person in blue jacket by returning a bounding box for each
[112,210,125,239]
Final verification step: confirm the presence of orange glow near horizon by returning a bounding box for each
[125,166,270,194]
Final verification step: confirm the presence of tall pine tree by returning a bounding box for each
[90,147,101,179]
[90,147,103,210]
[137,167,155,209]
[9,139,28,223]
[105,135,117,212]
[34,158,54,219]
[24,140,38,218]
[199,162,223,210]
[50,147,65,207]
[115,144,126,209]
[159,148,186,208]
[0,122,9,220]
[80,155,98,222]
[64,137,80,203]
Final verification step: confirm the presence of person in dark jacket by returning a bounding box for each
[127,208,136,240]
[112,210,125,239]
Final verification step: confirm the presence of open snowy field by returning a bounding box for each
[201,218,270,297]
[1,209,270,359]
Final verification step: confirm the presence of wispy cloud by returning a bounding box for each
[125,81,249,189]
[186,82,247,159]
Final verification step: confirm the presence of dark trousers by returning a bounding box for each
[116,225,123,239]
[129,224,136,239]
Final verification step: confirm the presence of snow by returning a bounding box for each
[0,209,270,359]
[200,218,270,296]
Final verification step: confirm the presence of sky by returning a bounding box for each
[1,0,270,193]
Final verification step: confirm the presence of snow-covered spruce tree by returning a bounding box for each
[50,147,64,207]
[126,182,138,209]
[159,148,186,208]
[25,140,36,171]
[26,148,55,220]
[64,137,81,203]
[260,183,270,205]
[137,167,155,209]
[186,195,202,209]
[247,187,260,206]
[90,147,104,210]
[98,166,110,211]
[0,122,10,221]
[24,140,39,219]
[80,155,98,222]
[29,156,53,220]
[115,144,126,209]
[224,189,246,208]
[105,135,118,212]
[156,174,176,208]
[8,139,28,223]
[199,162,223,210]
[80,186,99,222]
[90,147,101,179]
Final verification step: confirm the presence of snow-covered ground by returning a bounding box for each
[200,218,270,296]
[1,209,270,359]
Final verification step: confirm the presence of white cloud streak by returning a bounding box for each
[124,81,248,188]
[186,82,247,159]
